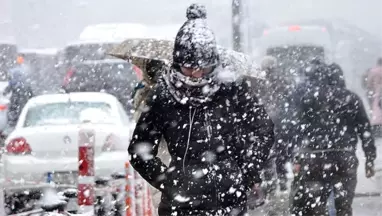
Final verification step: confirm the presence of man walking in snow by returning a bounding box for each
[290,61,376,216]
[128,4,274,216]
[4,66,34,127]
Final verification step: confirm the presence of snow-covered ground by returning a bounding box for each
[248,196,382,216]
[149,136,382,215]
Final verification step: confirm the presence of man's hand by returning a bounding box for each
[366,161,375,178]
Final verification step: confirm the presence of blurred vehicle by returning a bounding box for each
[278,19,382,93]
[79,22,179,41]
[79,22,147,41]
[257,25,332,86]
[17,48,61,94]
[0,40,18,93]
[57,23,148,73]
[57,22,180,83]
[62,59,139,114]
[1,92,135,191]
[57,40,120,76]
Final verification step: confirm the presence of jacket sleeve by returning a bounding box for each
[354,95,376,163]
[128,89,168,191]
[235,78,275,187]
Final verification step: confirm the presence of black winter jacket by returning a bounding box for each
[296,81,376,163]
[128,77,274,213]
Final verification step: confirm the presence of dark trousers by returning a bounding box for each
[158,206,247,216]
[290,151,358,216]
[273,123,293,183]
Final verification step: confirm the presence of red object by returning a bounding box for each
[77,129,95,208]
[62,67,75,87]
[0,104,7,111]
[78,146,94,176]
[6,137,32,155]
[135,170,144,216]
[125,197,133,216]
[101,134,117,152]
[288,25,301,31]
[145,185,153,216]
[133,65,143,81]
[125,162,135,216]
[78,184,95,206]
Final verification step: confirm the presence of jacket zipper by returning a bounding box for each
[205,111,219,211]
[183,107,197,174]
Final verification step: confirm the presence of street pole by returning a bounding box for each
[232,0,242,52]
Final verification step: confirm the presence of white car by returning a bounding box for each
[1,92,135,190]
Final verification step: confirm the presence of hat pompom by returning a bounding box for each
[186,4,207,20]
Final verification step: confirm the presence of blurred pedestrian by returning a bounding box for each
[4,66,34,127]
[290,61,376,216]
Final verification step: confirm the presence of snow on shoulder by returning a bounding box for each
[217,46,263,83]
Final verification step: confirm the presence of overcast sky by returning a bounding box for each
[2,0,382,49]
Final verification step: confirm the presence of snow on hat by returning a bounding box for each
[173,3,219,69]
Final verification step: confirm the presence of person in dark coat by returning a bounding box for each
[290,61,376,216]
[128,4,274,216]
[3,66,34,128]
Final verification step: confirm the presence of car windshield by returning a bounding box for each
[23,101,116,127]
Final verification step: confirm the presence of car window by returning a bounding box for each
[23,101,116,127]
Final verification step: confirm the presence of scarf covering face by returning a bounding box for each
[164,66,221,106]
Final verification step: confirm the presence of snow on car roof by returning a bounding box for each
[65,39,123,47]
[79,22,147,41]
[76,23,180,45]
[18,48,59,55]
[144,24,180,40]
[80,59,128,65]
[27,92,119,106]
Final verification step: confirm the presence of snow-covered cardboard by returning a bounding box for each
[18,48,59,56]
